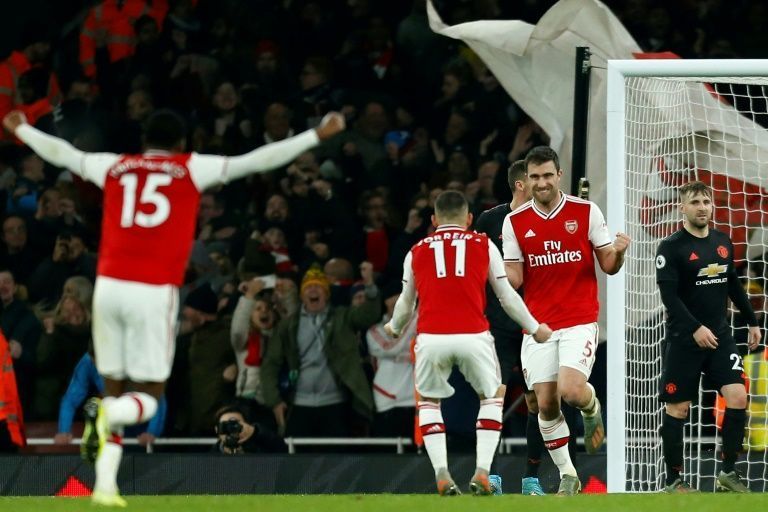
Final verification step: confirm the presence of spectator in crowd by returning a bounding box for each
[230,276,278,429]
[53,349,166,447]
[27,229,97,308]
[0,268,42,415]
[34,294,92,419]
[180,283,235,436]
[261,263,379,437]
[366,281,416,438]
[0,21,60,136]
[0,215,41,284]
[212,403,285,454]
[324,257,355,307]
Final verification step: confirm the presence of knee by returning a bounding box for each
[724,388,748,410]
[665,402,690,419]
[524,392,539,414]
[536,395,559,418]
[559,383,583,407]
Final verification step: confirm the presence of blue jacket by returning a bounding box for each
[57,354,166,437]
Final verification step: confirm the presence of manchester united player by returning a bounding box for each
[656,181,760,493]
[385,190,552,496]
[502,146,629,495]
[3,109,345,506]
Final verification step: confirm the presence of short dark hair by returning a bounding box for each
[507,159,526,192]
[214,404,246,425]
[434,190,468,218]
[524,146,560,171]
[679,180,712,200]
[144,109,186,150]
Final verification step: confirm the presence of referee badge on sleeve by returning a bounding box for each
[655,255,666,269]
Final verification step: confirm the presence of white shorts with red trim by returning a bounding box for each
[92,276,179,382]
[414,331,501,399]
[521,322,598,387]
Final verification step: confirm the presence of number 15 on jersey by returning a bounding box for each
[119,173,173,228]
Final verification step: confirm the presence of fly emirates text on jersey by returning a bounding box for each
[528,240,583,268]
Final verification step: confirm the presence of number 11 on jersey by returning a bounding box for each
[429,239,466,278]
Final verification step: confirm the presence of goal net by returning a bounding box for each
[606,60,768,493]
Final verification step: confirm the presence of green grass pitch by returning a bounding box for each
[0,493,764,512]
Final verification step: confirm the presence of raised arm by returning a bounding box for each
[192,113,346,190]
[384,251,417,337]
[6,111,119,188]
[590,202,630,275]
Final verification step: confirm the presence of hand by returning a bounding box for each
[222,363,238,382]
[273,402,288,431]
[748,325,762,351]
[479,129,498,156]
[509,123,534,161]
[53,432,72,445]
[693,325,718,349]
[315,112,346,141]
[52,239,69,262]
[8,340,22,359]
[311,179,332,199]
[238,278,265,298]
[43,316,55,334]
[613,232,631,254]
[359,261,374,286]
[137,432,156,447]
[430,139,445,164]
[383,322,398,338]
[404,208,423,234]
[532,323,552,343]
[3,111,27,134]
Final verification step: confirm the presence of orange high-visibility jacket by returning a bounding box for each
[0,51,61,136]
[79,0,168,77]
[0,331,25,448]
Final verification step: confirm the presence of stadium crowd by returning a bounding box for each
[0,0,765,452]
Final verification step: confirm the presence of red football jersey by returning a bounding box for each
[502,194,611,330]
[98,153,201,286]
[408,225,492,334]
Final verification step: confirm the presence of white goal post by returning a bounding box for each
[606,59,768,493]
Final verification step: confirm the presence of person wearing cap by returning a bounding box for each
[181,283,236,436]
[261,262,379,437]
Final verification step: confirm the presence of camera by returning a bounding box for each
[218,418,243,451]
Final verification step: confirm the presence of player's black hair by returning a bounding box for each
[434,190,468,218]
[507,159,526,192]
[524,145,560,171]
[144,109,186,151]
[678,181,712,200]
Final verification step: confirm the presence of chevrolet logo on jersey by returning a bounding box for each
[695,263,728,285]
[697,263,728,278]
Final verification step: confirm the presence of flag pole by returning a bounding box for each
[572,46,591,198]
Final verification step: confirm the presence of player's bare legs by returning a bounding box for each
[661,401,697,493]
[418,398,459,496]
[559,367,603,454]
[88,378,163,506]
[470,385,505,496]
[534,381,580,495]
[717,383,750,492]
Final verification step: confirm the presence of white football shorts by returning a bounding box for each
[92,276,179,382]
[521,322,598,388]
[414,331,501,399]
